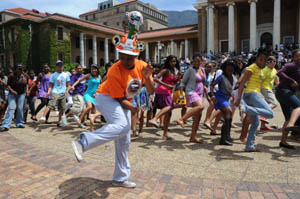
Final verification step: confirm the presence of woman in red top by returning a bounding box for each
[25,70,38,122]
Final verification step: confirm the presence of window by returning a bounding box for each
[125,5,129,12]
[100,5,103,10]
[116,22,120,26]
[0,14,2,22]
[116,7,120,13]
[75,37,80,48]
[57,27,63,41]
[104,5,106,9]
[241,39,250,53]
[100,58,104,66]
[89,57,93,66]
[11,28,15,42]
[76,56,80,64]
[283,36,294,45]
[88,39,93,50]
[103,22,107,26]
[13,54,16,67]
[110,43,114,53]
[150,27,153,30]
[93,14,96,20]
[0,30,3,47]
[85,16,88,20]
[108,4,110,8]
[0,55,4,69]
[58,52,64,61]
[99,41,104,51]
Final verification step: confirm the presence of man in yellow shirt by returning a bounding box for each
[260,56,279,131]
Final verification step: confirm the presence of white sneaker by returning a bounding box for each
[112,180,136,188]
[72,141,83,162]
[78,123,86,128]
[39,117,46,123]
[61,115,68,125]
[73,115,79,122]
[57,122,66,128]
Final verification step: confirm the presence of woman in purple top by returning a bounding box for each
[33,64,51,123]
[275,50,300,149]
[176,54,207,143]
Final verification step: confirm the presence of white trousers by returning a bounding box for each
[80,94,131,182]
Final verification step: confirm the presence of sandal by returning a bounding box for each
[163,136,173,140]
[148,120,159,128]
[239,136,247,144]
[204,123,214,131]
[176,120,185,128]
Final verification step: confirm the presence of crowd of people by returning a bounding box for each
[1,47,300,187]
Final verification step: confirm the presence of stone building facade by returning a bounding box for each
[79,0,168,32]
[0,8,123,71]
[194,0,300,54]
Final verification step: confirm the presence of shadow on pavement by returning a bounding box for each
[56,177,112,199]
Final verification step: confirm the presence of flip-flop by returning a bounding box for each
[148,121,159,128]
[210,130,218,136]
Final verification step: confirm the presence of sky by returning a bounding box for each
[0,0,197,18]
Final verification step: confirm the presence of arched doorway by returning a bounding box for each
[261,32,272,50]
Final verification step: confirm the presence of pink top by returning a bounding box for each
[155,74,177,95]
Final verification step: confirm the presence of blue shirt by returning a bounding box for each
[50,72,70,95]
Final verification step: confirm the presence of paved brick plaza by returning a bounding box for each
[1,106,300,199]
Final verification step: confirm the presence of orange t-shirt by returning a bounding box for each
[97,59,151,100]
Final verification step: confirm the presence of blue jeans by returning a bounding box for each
[243,92,274,151]
[2,93,26,129]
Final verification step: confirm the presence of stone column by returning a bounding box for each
[80,33,85,67]
[179,41,184,59]
[145,42,150,61]
[185,39,189,58]
[92,35,97,65]
[157,41,161,64]
[104,38,109,64]
[249,0,258,52]
[115,48,119,61]
[273,0,281,51]
[201,8,207,52]
[207,5,215,54]
[227,2,235,52]
[171,40,175,55]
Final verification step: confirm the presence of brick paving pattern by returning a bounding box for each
[1,106,300,198]
[0,132,300,198]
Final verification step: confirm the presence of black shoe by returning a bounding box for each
[285,126,300,132]
[17,125,25,128]
[0,127,8,132]
[279,142,295,150]
[219,140,233,146]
